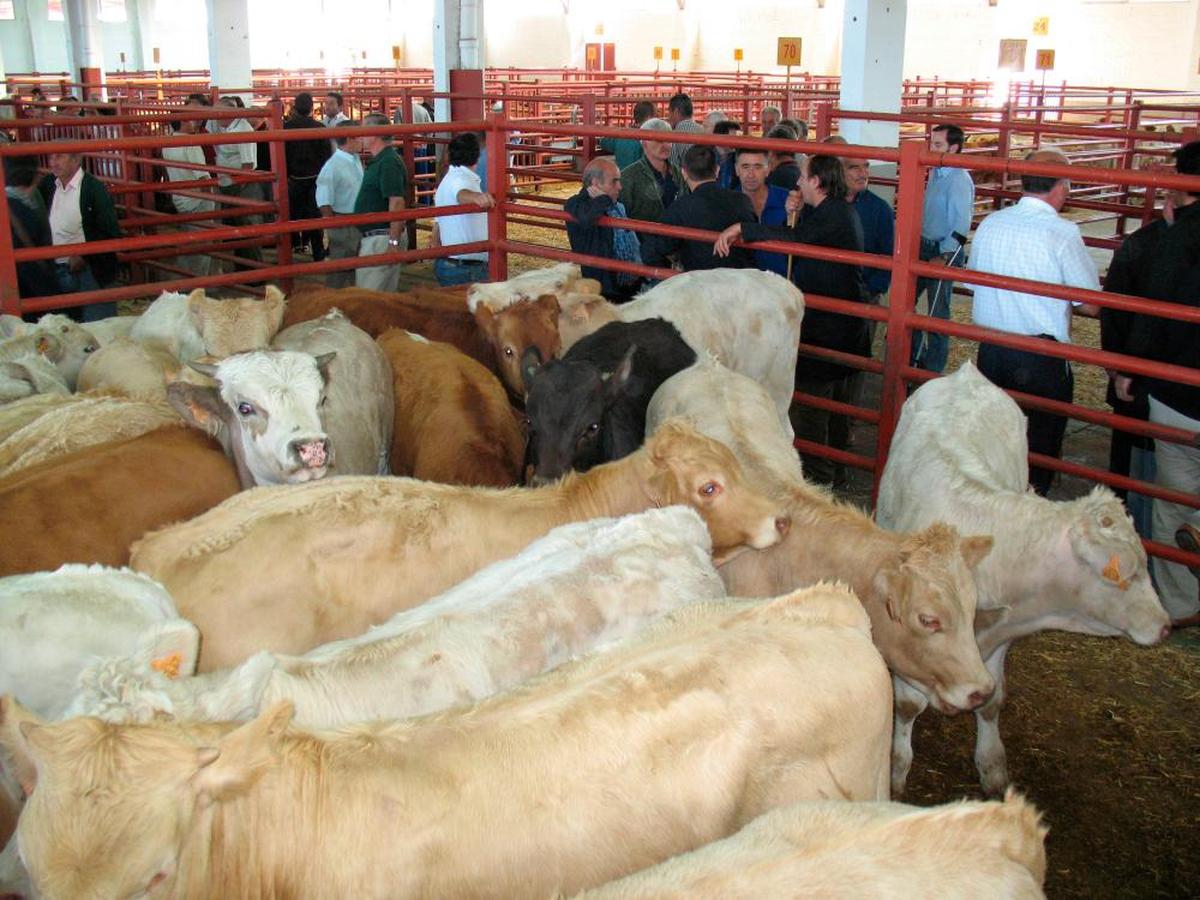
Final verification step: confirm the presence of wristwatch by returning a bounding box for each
[388,237,400,247]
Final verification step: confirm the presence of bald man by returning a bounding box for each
[970,148,1101,495]
[565,156,643,299]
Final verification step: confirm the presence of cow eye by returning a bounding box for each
[319,395,328,408]
[236,402,255,417]
[698,481,722,498]
[587,422,600,434]
[504,346,515,358]
[918,613,942,632]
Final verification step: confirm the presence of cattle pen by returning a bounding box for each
[0,93,1198,899]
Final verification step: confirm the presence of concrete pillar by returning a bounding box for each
[433,0,460,123]
[206,0,252,97]
[1188,1,1200,93]
[838,0,906,149]
[126,0,147,72]
[64,0,106,98]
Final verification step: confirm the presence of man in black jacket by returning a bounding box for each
[564,157,642,300]
[284,92,333,261]
[640,144,756,272]
[715,153,867,487]
[1121,140,1200,626]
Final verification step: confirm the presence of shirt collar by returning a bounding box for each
[1016,195,1057,215]
[57,167,84,192]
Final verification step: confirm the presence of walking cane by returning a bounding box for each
[785,209,798,281]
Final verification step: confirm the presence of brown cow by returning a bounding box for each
[282,285,498,374]
[0,426,240,577]
[472,293,562,399]
[376,329,523,486]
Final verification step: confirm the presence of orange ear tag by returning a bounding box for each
[150,652,183,680]
[1102,555,1130,591]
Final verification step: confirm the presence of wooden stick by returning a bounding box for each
[785,209,798,282]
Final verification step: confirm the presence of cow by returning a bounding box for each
[0,426,240,577]
[524,318,696,483]
[578,791,1048,900]
[75,337,184,401]
[167,311,394,486]
[877,361,1171,796]
[0,396,180,479]
[0,585,891,899]
[466,261,600,312]
[376,329,523,486]
[282,284,499,374]
[0,395,74,443]
[130,420,790,670]
[0,339,68,405]
[69,507,725,728]
[1,314,100,391]
[477,268,804,435]
[129,287,287,362]
[75,314,136,347]
[647,359,996,716]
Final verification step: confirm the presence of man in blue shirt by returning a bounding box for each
[734,146,789,276]
[913,124,974,372]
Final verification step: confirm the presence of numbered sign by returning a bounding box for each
[392,45,401,62]
[653,46,663,61]
[734,48,744,62]
[777,37,802,67]
[1032,17,1049,37]
[1035,49,1055,71]
[670,48,680,61]
[152,47,161,65]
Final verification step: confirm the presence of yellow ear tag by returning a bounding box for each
[1102,555,1130,591]
[151,652,183,680]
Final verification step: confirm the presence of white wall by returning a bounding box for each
[0,0,146,75]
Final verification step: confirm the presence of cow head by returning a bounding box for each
[0,696,293,900]
[472,293,562,399]
[871,523,996,714]
[30,315,99,391]
[523,345,636,484]
[187,286,288,358]
[641,419,790,556]
[1062,487,1169,645]
[556,291,621,349]
[167,350,336,488]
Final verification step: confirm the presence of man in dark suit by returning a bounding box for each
[639,144,757,271]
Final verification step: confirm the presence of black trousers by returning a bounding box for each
[287,177,325,261]
[977,339,1073,496]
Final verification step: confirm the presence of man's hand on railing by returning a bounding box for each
[713,222,742,258]
[784,190,803,216]
[1114,374,1135,403]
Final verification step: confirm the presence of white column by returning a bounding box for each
[838,0,907,149]
[126,0,147,72]
[432,0,460,122]
[1189,1,1200,92]
[64,0,106,94]
[206,0,252,96]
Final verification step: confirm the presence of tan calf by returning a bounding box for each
[131,421,790,670]
[1,585,890,900]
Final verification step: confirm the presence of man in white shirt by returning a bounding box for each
[322,91,348,128]
[163,112,218,276]
[970,149,1100,495]
[316,121,364,288]
[432,132,494,286]
[207,96,263,262]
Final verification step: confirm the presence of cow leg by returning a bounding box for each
[890,676,928,797]
[974,642,1012,797]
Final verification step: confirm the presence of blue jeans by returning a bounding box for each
[54,263,116,321]
[434,257,488,287]
[911,237,964,374]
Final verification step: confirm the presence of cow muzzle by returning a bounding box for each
[288,436,332,472]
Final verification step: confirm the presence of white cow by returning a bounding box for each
[580,791,1048,899]
[466,261,599,311]
[129,286,286,362]
[165,311,393,486]
[67,506,725,728]
[1,314,99,391]
[877,362,1171,796]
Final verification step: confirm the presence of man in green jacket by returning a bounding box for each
[39,146,121,321]
[618,118,687,240]
[599,100,655,171]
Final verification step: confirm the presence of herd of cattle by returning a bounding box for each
[0,263,1172,898]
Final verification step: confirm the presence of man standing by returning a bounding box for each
[208,96,262,263]
[713,120,743,190]
[316,121,364,288]
[163,113,218,277]
[353,113,410,292]
[913,123,975,372]
[618,118,685,231]
[432,133,494,287]
[765,124,803,191]
[759,104,781,137]
[640,144,756,272]
[733,146,789,276]
[1120,141,1200,627]
[970,149,1100,496]
[284,92,332,262]
[322,91,348,128]
[38,144,121,321]
[714,154,868,486]
[666,92,703,169]
[565,157,642,300]
[598,100,654,172]
[5,155,57,298]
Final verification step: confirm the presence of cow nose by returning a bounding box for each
[966,687,994,710]
[774,515,791,537]
[290,437,330,469]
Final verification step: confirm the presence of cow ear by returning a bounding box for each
[34,332,64,362]
[872,566,904,623]
[472,304,494,331]
[262,286,287,331]
[167,382,227,439]
[185,289,210,331]
[192,701,293,803]
[313,352,337,379]
[604,344,636,400]
[960,534,994,569]
[0,314,26,339]
[534,293,561,319]
[135,620,201,681]
[520,346,543,393]
[0,696,45,796]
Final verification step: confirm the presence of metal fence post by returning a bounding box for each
[873,139,927,500]
[0,161,20,317]
[268,98,293,292]
[486,114,509,283]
